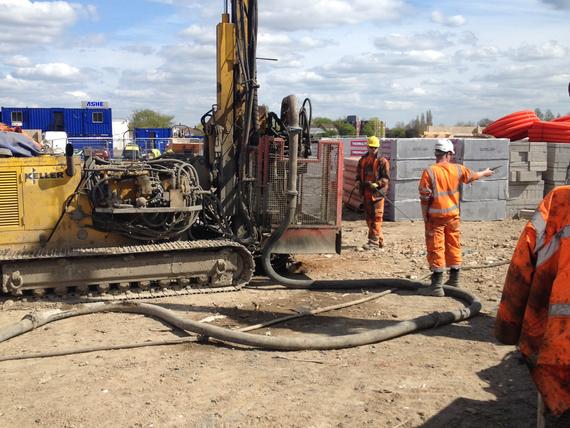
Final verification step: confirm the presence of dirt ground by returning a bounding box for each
[0,211,560,427]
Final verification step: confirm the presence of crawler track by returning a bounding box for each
[0,240,254,301]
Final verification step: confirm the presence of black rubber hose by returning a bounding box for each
[261,107,314,287]
[0,281,480,351]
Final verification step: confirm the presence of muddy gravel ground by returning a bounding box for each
[0,211,564,427]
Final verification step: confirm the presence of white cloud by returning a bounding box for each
[509,40,568,61]
[375,31,453,51]
[65,90,88,98]
[13,63,81,81]
[539,0,570,9]
[456,46,500,62]
[298,36,330,50]
[179,25,215,44]
[4,55,32,67]
[0,1,97,49]
[398,50,446,64]
[258,32,292,46]
[384,100,415,110]
[431,11,466,27]
[261,0,407,30]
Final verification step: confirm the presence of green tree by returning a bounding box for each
[426,110,433,126]
[312,117,334,126]
[333,119,356,136]
[544,109,555,121]
[386,127,406,138]
[478,118,493,127]
[361,117,383,137]
[129,109,175,129]
[534,108,544,120]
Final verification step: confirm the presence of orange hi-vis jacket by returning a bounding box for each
[495,185,570,415]
[419,163,477,218]
[356,154,390,202]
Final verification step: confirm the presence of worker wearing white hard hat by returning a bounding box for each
[355,136,390,249]
[418,139,494,296]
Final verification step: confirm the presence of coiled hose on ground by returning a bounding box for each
[0,113,482,352]
[0,281,480,351]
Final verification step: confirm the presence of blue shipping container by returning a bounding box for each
[0,107,112,137]
[134,128,172,153]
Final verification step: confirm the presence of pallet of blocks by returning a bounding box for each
[544,142,570,195]
[457,138,509,221]
[507,141,547,217]
[381,138,435,221]
[343,157,362,211]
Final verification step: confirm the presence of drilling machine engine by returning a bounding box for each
[0,0,343,298]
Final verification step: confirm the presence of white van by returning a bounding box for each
[43,131,68,154]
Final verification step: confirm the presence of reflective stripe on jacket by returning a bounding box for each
[495,185,570,415]
[356,154,390,201]
[418,163,476,218]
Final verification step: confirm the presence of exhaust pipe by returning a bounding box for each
[65,143,75,177]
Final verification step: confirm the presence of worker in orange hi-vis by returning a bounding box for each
[418,139,494,296]
[355,136,390,250]
[495,185,570,419]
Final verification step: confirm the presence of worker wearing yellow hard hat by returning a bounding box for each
[148,148,161,159]
[367,135,380,148]
[355,136,390,249]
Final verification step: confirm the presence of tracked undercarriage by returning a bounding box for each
[1,240,254,301]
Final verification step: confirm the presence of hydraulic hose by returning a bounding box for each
[261,112,314,287]
[0,281,481,351]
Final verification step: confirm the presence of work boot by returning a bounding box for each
[418,272,445,297]
[362,239,379,250]
[445,268,461,287]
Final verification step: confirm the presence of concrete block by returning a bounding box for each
[529,151,547,163]
[516,170,543,182]
[381,138,436,160]
[387,179,420,200]
[510,151,528,163]
[383,199,423,222]
[391,159,433,180]
[507,183,544,209]
[547,143,570,163]
[460,200,506,221]
[462,159,509,180]
[461,179,508,201]
[543,167,568,181]
[528,162,547,171]
[544,179,567,196]
[457,138,509,161]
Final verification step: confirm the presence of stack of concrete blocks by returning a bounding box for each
[342,157,363,211]
[381,138,435,221]
[455,138,509,221]
[507,141,547,216]
[544,142,570,194]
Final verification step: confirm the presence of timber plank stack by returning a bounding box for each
[507,141,547,216]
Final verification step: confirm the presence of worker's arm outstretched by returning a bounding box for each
[460,165,495,184]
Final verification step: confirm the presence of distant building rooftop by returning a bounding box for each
[424,125,485,138]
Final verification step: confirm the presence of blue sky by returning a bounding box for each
[1,0,569,128]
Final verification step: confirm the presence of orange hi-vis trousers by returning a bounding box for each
[425,215,461,272]
[363,193,385,246]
